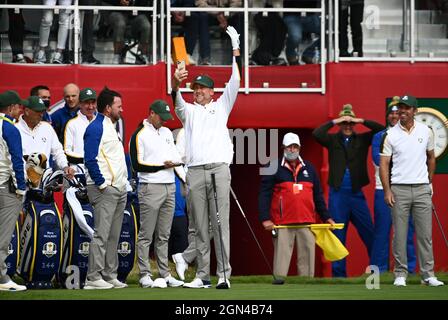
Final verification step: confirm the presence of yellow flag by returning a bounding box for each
[310,226,349,262]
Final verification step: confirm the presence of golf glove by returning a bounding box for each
[226,26,240,50]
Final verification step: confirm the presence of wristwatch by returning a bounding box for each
[415,107,448,159]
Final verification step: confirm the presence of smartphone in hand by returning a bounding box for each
[177,60,186,71]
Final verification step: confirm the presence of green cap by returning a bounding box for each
[192,74,214,89]
[150,99,173,121]
[338,104,356,117]
[397,95,418,108]
[23,96,47,112]
[0,90,26,108]
[79,88,97,102]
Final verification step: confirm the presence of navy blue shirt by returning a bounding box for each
[51,104,79,143]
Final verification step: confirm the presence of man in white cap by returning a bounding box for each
[258,133,335,284]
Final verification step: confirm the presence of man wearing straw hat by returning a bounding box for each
[258,132,335,284]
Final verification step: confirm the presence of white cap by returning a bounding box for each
[152,278,167,288]
[282,133,301,147]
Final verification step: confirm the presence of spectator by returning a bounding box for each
[50,83,80,142]
[312,104,384,277]
[283,0,321,65]
[36,0,72,64]
[104,0,152,65]
[83,87,128,289]
[370,97,416,273]
[129,99,184,288]
[380,94,444,287]
[1,0,26,63]
[81,0,102,64]
[339,0,364,57]
[30,85,52,123]
[258,133,335,283]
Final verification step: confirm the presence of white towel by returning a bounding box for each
[66,187,94,239]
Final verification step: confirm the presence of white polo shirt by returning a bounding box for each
[381,120,434,184]
[16,115,68,170]
[63,110,96,173]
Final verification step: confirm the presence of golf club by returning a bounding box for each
[432,205,448,250]
[230,187,283,284]
[211,173,229,289]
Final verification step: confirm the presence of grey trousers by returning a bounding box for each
[391,184,434,279]
[137,183,175,278]
[0,184,21,283]
[86,185,127,281]
[187,163,231,281]
[273,228,315,278]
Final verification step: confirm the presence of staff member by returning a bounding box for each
[0,92,27,292]
[83,87,128,290]
[380,94,444,287]
[172,26,240,289]
[259,133,335,283]
[129,99,184,288]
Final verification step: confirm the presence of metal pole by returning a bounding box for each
[432,205,448,250]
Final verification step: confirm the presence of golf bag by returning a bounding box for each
[117,189,139,283]
[6,221,20,277]
[58,174,94,289]
[18,169,64,289]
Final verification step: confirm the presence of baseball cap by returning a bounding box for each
[282,133,301,147]
[338,104,356,117]
[192,74,214,89]
[22,96,47,112]
[150,99,173,121]
[397,95,418,108]
[79,88,97,102]
[0,90,26,108]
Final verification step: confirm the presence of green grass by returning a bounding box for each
[2,271,448,300]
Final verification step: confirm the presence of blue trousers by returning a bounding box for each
[329,187,374,277]
[370,189,416,273]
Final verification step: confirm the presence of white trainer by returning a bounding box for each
[107,278,128,289]
[139,275,154,288]
[421,277,444,287]
[172,253,188,280]
[83,279,114,290]
[183,278,211,289]
[152,278,167,289]
[217,278,231,289]
[165,275,184,288]
[35,50,46,64]
[393,276,406,287]
[52,51,64,64]
[0,280,27,292]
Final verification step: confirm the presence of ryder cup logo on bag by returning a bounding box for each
[8,243,13,256]
[42,242,57,258]
[118,242,131,257]
[78,242,90,257]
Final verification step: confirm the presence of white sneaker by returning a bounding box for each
[139,275,154,288]
[107,278,128,289]
[183,278,211,289]
[52,51,64,64]
[14,54,26,63]
[83,279,114,290]
[165,275,184,287]
[0,280,27,292]
[172,253,188,280]
[187,54,196,65]
[35,50,46,64]
[421,277,444,287]
[152,278,167,288]
[217,278,231,289]
[393,276,407,287]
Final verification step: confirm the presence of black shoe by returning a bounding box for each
[82,55,101,64]
[272,278,285,285]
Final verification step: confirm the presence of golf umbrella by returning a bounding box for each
[274,224,349,262]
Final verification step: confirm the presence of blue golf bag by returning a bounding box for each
[58,175,94,289]
[117,190,139,283]
[6,221,20,277]
[18,169,64,289]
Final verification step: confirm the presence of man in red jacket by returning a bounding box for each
[258,133,335,284]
